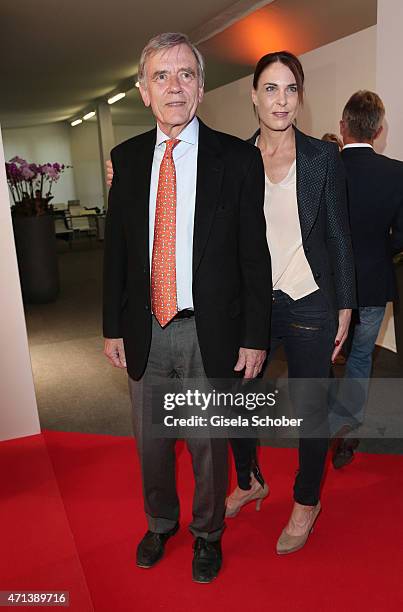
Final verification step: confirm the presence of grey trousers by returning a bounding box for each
[128,316,228,541]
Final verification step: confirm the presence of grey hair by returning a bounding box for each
[138,32,205,86]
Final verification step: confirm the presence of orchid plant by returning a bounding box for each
[5,156,70,216]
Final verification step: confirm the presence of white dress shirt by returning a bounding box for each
[149,117,198,311]
[342,143,373,150]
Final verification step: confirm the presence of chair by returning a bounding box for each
[54,212,74,248]
[68,204,97,239]
[52,202,68,212]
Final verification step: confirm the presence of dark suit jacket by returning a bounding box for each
[249,127,356,312]
[103,119,272,381]
[341,146,403,306]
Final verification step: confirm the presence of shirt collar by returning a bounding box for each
[156,116,199,147]
[342,143,373,150]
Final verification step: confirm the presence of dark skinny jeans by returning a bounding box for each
[230,289,337,506]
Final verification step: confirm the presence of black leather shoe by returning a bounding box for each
[136,522,179,568]
[192,537,222,583]
[332,438,360,469]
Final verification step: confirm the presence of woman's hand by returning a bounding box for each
[332,308,352,363]
[106,160,114,186]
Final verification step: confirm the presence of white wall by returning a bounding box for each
[376,0,403,162]
[2,123,76,206]
[114,124,154,145]
[0,126,40,441]
[374,0,403,353]
[69,122,153,210]
[198,74,256,139]
[298,26,376,138]
[69,122,103,209]
[199,26,376,139]
[2,121,153,212]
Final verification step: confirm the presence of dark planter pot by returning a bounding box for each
[12,214,60,303]
[394,261,403,368]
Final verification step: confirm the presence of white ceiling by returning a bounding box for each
[0,0,270,128]
[0,0,376,128]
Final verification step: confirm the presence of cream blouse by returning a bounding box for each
[264,160,318,300]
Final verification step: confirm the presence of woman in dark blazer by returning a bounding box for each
[226,51,356,554]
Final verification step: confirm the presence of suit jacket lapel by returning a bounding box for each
[294,127,326,241]
[134,128,156,206]
[248,130,259,146]
[125,128,156,267]
[247,126,327,241]
[193,120,224,276]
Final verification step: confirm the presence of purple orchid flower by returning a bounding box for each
[20,164,35,180]
[9,156,27,165]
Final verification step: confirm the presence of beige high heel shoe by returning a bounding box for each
[276,501,321,554]
[225,474,269,518]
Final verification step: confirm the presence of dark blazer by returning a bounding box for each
[103,119,272,381]
[341,146,403,306]
[249,127,356,312]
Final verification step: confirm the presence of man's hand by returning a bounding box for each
[331,309,352,363]
[106,159,114,187]
[234,347,266,379]
[104,338,127,368]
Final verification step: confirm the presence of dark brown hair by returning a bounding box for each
[342,90,385,141]
[253,51,304,103]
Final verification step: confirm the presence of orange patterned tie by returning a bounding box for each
[151,138,180,327]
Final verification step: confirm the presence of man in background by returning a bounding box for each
[330,91,403,467]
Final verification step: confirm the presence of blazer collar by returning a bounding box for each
[247,125,321,156]
[294,127,327,240]
[247,125,326,240]
[341,146,376,157]
[248,129,259,146]
[125,128,156,277]
[133,125,157,201]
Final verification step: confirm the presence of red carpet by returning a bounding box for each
[1,430,403,611]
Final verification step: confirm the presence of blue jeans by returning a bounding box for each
[329,306,386,435]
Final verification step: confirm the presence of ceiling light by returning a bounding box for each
[107,92,126,105]
[71,119,83,126]
[83,111,96,120]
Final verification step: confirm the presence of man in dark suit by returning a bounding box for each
[102,32,271,582]
[330,90,403,467]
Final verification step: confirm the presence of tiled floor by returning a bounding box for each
[25,239,403,453]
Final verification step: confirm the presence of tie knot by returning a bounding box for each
[165,139,180,155]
